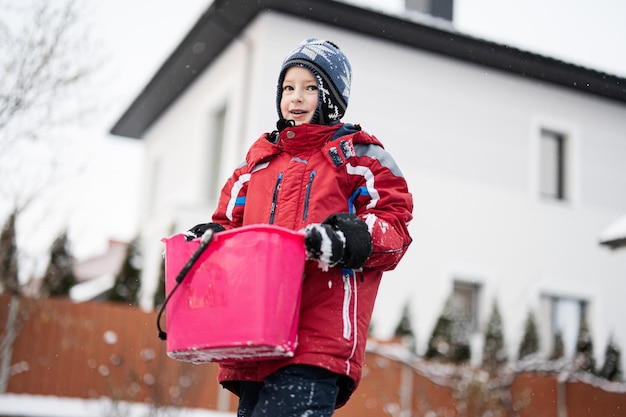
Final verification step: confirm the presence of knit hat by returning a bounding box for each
[276,38,352,125]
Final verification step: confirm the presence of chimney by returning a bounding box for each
[405,0,454,21]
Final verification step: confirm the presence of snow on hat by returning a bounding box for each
[276,38,352,125]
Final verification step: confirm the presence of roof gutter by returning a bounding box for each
[110,0,626,139]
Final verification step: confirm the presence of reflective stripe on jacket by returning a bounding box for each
[212,122,413,407]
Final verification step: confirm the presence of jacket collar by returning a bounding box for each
[277,123,342,155]
[246,122,379,167]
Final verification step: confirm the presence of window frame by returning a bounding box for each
[206,103,227,201]
[539,128,567,200]
[539,293,588,358]
[451,279,482,333]
[530,118,579,205]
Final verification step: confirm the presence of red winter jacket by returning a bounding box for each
[211,122,413,407]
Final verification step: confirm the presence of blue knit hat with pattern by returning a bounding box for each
[276,38,352,125]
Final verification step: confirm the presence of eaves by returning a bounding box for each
[110,0,626,139]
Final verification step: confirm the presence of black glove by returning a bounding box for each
[184,222,225,241]
[303,223,346,270]
[303,213,372,270]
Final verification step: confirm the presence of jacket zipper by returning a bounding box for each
[269,172,283,224]
[342,269,353,340]
[302,170,316,221]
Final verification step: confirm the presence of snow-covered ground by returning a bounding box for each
[0,393,235,417]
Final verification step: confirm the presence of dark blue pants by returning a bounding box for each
[236,365,340,417]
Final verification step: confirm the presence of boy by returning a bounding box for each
[187,38,413,416]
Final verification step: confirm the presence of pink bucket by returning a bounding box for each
[161,225,305,363]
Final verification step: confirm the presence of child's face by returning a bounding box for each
[280,66,319,125]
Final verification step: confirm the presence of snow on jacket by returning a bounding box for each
[211,122,413,407]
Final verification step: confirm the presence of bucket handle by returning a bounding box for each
[156,229,215,341]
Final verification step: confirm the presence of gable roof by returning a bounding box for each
[110,0,626,139]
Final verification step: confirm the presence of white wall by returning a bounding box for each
[140,11,626,362]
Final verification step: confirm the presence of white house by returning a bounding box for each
[111,0,626,364]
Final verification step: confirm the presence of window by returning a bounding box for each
[451,280,481,332]
[405,0,454,21]
[539,294,588,357]
[148,157,162,210]
[539,129,567,200]
[206,105,227,200]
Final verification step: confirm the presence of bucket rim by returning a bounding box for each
[162,223,305,243]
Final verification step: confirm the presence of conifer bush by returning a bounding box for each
[518,311,540,360]
[598,336,623,382]
[482,300,507,371]
[0,210,20,295]
[574,317,595,373]
[39,230,76,297]
[426,297,471,363]
[106,237,142,306]
[393,301,417,353]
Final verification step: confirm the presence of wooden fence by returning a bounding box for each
[1,294,624,416]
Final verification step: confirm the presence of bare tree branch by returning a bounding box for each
[0,0,96,211]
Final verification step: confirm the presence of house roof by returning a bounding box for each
[599,214,626,250]
[110,0,626,139]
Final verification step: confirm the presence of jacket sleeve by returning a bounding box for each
[350,142,413,271]
[211,134,277,229]
[211,162,248,230]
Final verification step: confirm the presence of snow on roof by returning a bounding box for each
[599,214,626,249]
[69,273,115,302]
